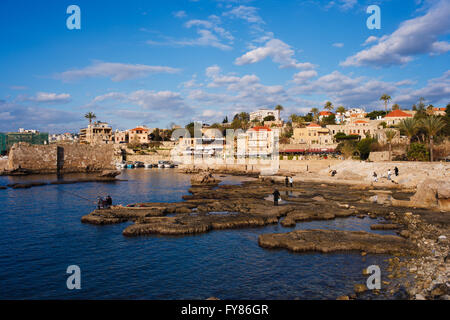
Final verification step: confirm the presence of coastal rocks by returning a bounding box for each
[281,208,353,227]
[122,212,279,237]
[370,224,400,230]
[190,172,220,186]
[258,229,417,255]
[354,284,367,294]
[392,179,450,211]
[97,170,121,178]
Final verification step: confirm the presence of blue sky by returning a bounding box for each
[0,0,449,133]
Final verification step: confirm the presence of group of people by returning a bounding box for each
[373,166,399,182]
[97,195,112,209]
[284,176,294,188]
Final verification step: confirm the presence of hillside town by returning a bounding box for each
[2,97,449,164]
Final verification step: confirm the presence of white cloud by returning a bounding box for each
[293,70,318,84]
[332,43,344,48]
[56,62,180,82]
[22,92,72,104]
[223,5,264,24]
[148,15,233,51]
[341,0,450,67]
[235,38,314,69]
[173,10,187,18]
[362,36,378,46]
[395,70,450,105]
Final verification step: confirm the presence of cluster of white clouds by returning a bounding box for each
[3,1,449,132]
[341,0,450,67]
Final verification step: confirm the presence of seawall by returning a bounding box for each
[7,142,116,174]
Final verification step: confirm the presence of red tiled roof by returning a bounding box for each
[354,120,368,124]
[307,123,322,128]
[249,126,271,131]
[319,111,333,116]
[385,110,412,118]
[130,127,149,132]
[434,107,445,111]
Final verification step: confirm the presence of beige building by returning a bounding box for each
[383,109,414,126]
[246,126,276,157]
[293,123,334,147]
[327,119,383,139]
[80,122,113,145]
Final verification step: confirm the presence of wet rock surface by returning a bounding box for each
[258,229,416,255]
[80,174,449,300]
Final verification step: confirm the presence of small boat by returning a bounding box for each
[126,163,135,169]
[134,161,145,168]
[144,163,154,168]
[157,160,166,168]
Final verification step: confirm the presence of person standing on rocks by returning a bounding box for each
[106,195,112,208]
[394,167,399,176]
[373,172,378,182]
[387,169,392,181]
[289,176,293,188]
[273,189,281,206]
[285,176,289,187]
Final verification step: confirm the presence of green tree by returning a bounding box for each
[336,106,346,114]
[357,138,376,160]
[398,118,418,151]
[407,143,429,161]
[392,103,400,111]
[310,108,319,121]
[384,129,397,161]
[275,105,284,120]
[322,114,336,125]
[324,101,334,112]
[222,116,228,123]
[84,112,96,125]
[263,115,276,122]
[380,94,391,112]
[420,116,445,161]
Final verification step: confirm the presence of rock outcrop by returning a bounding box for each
[392,179,450,211]
[190,172,220,186]
[258,229,416,255]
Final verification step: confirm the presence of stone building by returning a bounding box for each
[250,109,280,122]
[79,122,113,145]
[293,123,334,147]
[383,109,414,126]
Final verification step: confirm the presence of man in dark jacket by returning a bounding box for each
[273,189,281,206]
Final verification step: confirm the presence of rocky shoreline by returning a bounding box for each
[80,171,449,300]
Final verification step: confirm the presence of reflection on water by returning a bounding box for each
[0,169,394,300]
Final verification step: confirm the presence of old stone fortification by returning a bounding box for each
[7,142,116,173]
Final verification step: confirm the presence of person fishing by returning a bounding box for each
[105,195,112,208]
[97,196,104,210]
[273,189,281,206]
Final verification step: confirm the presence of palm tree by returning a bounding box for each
[275,105,284,120]
[380,94,392,112]
[336,106,346,114]
[398,118,418,151]
[384,129,397,161]
[84,112,96,125]
[310,108,319,121]
[324,101,334,112]
[392,103,400,111]
[421,116,445,161]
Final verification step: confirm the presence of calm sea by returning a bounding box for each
[0,169,394,299]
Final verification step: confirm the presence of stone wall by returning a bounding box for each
[7,142,116,173]
[369,151,390,162]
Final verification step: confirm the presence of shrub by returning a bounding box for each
[357,138,377,160]
[407,143,429,161]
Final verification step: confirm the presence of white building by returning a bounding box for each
[250,109,280,122]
